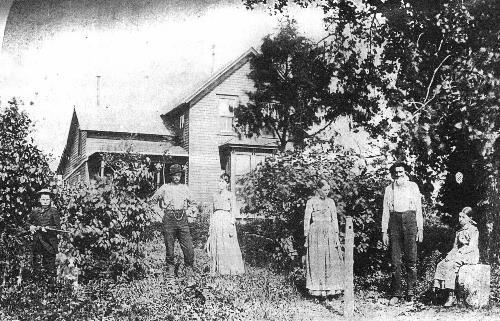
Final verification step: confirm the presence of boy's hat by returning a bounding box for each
[37,188,53,196]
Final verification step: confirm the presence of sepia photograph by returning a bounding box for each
[0,0,499,320]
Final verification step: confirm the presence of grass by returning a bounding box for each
[2,236,500,320]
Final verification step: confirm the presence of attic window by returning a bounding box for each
[179,114,185,129]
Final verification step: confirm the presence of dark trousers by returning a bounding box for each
[32,236,57,278]
[162,211,194,267]
[389,210,418,297]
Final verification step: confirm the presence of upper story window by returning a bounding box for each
[217,95,238,133]
[179,114,185,129]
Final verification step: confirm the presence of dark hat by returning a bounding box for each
[389,161,411,175]
[169,164,183,175]
[37,188,53,196]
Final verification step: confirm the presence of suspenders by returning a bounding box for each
[392,183,395,213]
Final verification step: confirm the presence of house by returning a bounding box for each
[56,108,188,187]
[57,47,278,203]
[160,47,278,202]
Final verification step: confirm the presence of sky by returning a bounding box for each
[0,0,326,169]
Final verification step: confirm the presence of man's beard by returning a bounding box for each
[395,177,406,185]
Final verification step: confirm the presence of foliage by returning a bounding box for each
[233,22,337,150]
[237,137,391,275]
[0,280,129,321]
[189,202,212,248]
[0,98,54,283]
[56,155,158,282]
[237,219,286,268]
[242,0,389,130]
[243,0,500,263]
[366,0,500,263]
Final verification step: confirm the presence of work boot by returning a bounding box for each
[165,265,175,279]
[389,296,400,305]
[185,266,195,286]
[444,291,456,307]
[185,266,195,278]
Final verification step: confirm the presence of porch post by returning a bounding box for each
[100,159,105,177]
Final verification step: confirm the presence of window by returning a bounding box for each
[233,152,267,183]
[217,95,238,133]
[179,114,185,129]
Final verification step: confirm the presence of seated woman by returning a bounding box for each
[433,207,479,307]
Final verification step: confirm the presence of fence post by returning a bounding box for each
[344,216,354,318]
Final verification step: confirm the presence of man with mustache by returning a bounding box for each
[382,162,423,305]
[151,163,196,279]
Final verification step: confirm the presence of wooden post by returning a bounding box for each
[344,216,354,318]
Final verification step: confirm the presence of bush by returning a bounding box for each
[237,219,282,268]
[56,155,159,282]
[57,178,154,282]
[189,202,211,249]
[238,138,391,275]
[0,99,54,283]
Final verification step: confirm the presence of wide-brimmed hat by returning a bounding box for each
[169,164,183,175]
[36,188,53,196]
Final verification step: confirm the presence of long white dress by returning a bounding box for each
[206,189,245,275]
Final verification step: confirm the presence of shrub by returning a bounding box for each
[189,202,211,248]
[237,138,391,275]
[56,155,158,282]
[0,99,54,283]
[57,178,154,282]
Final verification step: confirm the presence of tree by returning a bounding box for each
[362,0,499,259]
[234,23,337,150]
[0,98,54,283]
[243,0,500,262]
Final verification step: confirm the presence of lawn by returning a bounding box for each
[1,237,499,320]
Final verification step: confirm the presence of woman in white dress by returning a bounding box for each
[206,173,245,275]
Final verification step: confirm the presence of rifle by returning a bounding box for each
[29,226,70,234]
[3,226,70,235]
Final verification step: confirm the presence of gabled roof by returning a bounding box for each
[56,107,177,174]
[56,109,79,174]
[162,47,258,116]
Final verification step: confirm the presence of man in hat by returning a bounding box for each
[151,163,197,278]
[382,162,423,304]
[27,188,61,278]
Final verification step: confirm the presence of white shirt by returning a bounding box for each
[382,180,423,233]
[152,183,193,210]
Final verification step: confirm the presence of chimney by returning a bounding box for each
[211,44,216,75]
[96,75,101,107]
